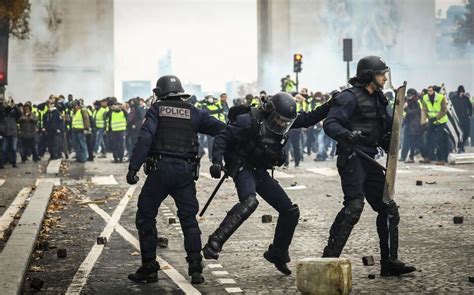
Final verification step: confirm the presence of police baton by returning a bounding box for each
[199,171,227,217]
[352,147,387,173]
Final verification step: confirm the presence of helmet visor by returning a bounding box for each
[264,111,296,135]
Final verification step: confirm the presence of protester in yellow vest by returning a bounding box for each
[71,100,90,163]
[107,103,128,163]
[94,98,109,157]
[420,86,448,165]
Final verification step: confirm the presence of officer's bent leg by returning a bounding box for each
[255,170,298,254]
[323,154,366,257]
[136,175,168,264]
[203,168,259,259]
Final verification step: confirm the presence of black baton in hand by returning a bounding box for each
[352,147,387,173]
[199,172,227,217]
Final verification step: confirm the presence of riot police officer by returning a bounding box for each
[203,92,331,275]
[322,56,416,276]
[126,75,225,284]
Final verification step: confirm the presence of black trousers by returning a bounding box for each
[47,133,61,160]
[136,158,201,264]
[20,137,39,161]
[232,168,298,253]
[110,131,125,161]
[324,151,400,260]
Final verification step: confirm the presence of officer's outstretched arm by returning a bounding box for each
[292,100,332,129]
[323,92,357,141]
[197,109,226,137]
[128,108,159,172]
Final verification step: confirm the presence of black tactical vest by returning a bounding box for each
[241,108,288,169]
[152,100,198,158]
[346,87,388,146]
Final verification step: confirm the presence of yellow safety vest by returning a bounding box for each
[296,100,307,112]
[94,107,108,129]
[250,98,261,107]
[422,93,448,124]
[285,80,296,93]
[207,103,225,123]
[72,109,85,129]
[110,111,127,131]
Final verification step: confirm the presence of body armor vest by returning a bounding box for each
[346,87,388,146]
[240,108,287,169]
[152,100,198,158]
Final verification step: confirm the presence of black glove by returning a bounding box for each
[381,132,392,152]
[428,117,437,123]
[126,169,139,185]
[209,162,223,179]
[340,130,365,145]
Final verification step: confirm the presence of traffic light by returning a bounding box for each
[0,72,5,86]
[293,53,303,73]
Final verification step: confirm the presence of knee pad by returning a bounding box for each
[343,198,364,225]
[280,204,300,223]
[229,195,259,219]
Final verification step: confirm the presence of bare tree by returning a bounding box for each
[0,0,31,39]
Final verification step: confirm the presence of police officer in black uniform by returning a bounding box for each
[322,56,416,276]
[126,75,225,284]
[203,92,331,275]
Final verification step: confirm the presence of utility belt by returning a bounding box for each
[144,154,201,180]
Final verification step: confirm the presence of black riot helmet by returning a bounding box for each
[153,75,191,100]
[352,56,389,87]
[263,92,297,135]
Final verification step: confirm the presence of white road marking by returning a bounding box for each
[163,213,174,217]
[212,270,229,276]
[397,170,412,174]
[225,287,243,293]
[161,209,171,213]
[0,188,30,240]
[35,178,61,186]
[470,175,474,178]
[306,167,338,177]
[87,202,201,295]
[419,165,466,173]
[207,264,223,269]
[217,278,236,284]
[273,170,294,179]
[284,185,306,190]
[0,179,5,187]
[66,186,136,295]
[90,175,118,185]
[46,159,62,174]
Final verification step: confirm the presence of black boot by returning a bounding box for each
[381,259,416,276]
[128,261,160,283]
[203,196,259,260]
[187,254,205,284]
[263,244,292,275]
[322,200,364,257]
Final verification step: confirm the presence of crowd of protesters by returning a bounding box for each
[0,83,471,170]
[0,94,147,169]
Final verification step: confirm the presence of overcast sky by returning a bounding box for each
[114,0,465,95]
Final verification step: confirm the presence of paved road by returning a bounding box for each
[0,149,472,294]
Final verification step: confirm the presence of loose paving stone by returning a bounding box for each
[57,248,68,258]
[362,256,375,266]
[157,237,169,248]
[453,216,464,224]
[29,277,44,290]
[368,274,376,279]
[262,215,272,223]
[416,180,423,186]
[97,237,108,245]
[469,276,474,283]
[168,217,177,224]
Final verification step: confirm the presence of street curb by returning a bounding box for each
[0,181,54,294]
